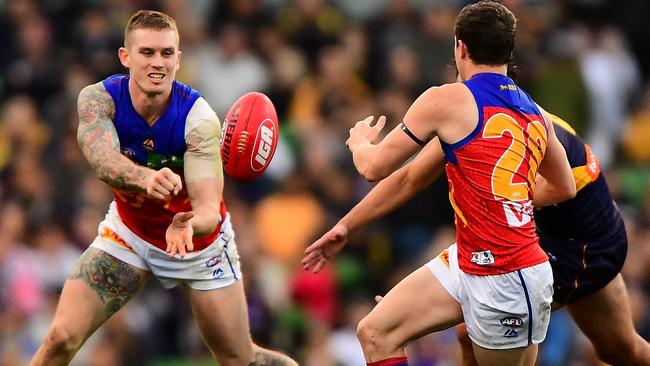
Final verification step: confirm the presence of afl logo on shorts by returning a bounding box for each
[500,317,524,328]
[206,255,223,268]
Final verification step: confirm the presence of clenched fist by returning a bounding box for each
[146,167,182,200]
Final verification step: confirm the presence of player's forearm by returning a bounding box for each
[342,139,445,233]
[76,82,154,191]
[533,174,575,207]
[339,165,435,234]
[76,113,154,191]
[185,177,223,236]
[339,169,410,233]
[86,151,152,191]
[350,142,390,182]
[190,204,221,236]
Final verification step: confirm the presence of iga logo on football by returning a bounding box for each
[250,119,275,171]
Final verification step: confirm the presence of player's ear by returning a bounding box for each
[176,50,182,71]
[457,40,469,61]
[118,47,130,68]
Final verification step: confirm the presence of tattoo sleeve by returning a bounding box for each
[69,248,148,317]
[76,82,152,191]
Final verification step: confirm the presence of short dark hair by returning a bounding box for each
[124,10,177,46]
[454,1,516,66]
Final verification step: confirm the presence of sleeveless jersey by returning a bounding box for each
[102,74,226,251]
[441,73,549,275]
[535,116,622,241]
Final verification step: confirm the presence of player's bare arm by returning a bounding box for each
[347,89,438,181]
[77,82,182,199]
[166,107,223,257]
[184,118,223,236]
[534,108,576,206]
[342,138,445,233]
[69,247,149,317]
[347,84,469,182]
[303,139,445,272]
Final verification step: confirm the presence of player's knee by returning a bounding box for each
[44,324,83,356]
[357,316,393,352]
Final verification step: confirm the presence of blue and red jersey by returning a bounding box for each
[441,73,549,275]
[102,74,226,251]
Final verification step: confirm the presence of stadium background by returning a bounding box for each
[0,0,648,365]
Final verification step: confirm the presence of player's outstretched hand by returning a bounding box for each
[146,167,182,200]
[346,115,387,149]
[166,211,194,258]
[302,224,349,273]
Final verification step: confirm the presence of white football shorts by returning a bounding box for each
[426,243,553,349]
[90,201,242,291]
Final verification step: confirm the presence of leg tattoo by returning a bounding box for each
[249,348,297,366]
[69,248,145,317]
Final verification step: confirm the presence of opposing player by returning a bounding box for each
[29,10,296,366]
[303,1,576,365]
[456,115,650,366]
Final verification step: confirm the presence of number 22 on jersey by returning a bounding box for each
[482,113,547,227]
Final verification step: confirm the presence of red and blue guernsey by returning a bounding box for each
[441,73,549,275]
[102,74,226,252]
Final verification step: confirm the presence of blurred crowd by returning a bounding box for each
[0,0,649,365]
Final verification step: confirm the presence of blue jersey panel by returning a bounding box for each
[441,73,544,164]
[102,74,201,169]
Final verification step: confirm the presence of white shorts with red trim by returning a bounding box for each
[426,243,553,349]
[90,201,241,291]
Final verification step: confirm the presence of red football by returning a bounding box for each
[220,92,279,182]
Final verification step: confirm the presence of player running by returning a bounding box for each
[456,115,650,366]
[304,1,575,365]
[30,10,296,366]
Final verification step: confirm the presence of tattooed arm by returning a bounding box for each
[252,344,299,366]
[76,82,154,191]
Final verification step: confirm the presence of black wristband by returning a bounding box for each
[399,122,428,146]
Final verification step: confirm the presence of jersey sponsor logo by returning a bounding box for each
[470,250,495,265]
[250,118,275,172]
[502,200,533,227]
[499,84,517,91]
[146,152,183,169]
[500,316,524,327]
[504,328,519,338]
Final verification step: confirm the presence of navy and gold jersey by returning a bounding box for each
[534,115,623,242]
[535,115,627,304]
